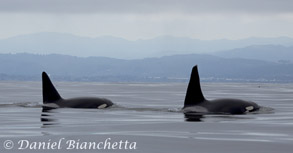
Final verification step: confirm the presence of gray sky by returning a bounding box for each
[0,0,293,40]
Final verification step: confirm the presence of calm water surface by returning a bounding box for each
[0,82,292,153]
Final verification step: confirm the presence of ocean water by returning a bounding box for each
[0,81,292,153]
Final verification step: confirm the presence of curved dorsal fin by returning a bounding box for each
[42,72,62,103]
[184,65,205,108]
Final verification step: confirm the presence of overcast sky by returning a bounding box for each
[0,0,293,40]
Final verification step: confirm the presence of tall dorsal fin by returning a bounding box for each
[42,72,62,103]
[184,65,205,108]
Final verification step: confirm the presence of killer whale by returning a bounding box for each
[42,72,113,109]
[183,65,259,115]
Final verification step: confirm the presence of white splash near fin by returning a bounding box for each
[183,106,208,113]
[44,103,60,108]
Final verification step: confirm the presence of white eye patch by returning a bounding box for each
[97,104,107,109]
[245,106,254,112]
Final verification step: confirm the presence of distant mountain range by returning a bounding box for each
[1,32,293,59]
[0,53,293,82]
[215,45,293,63]
[1,32,293,82]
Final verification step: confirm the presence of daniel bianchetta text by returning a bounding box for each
[3,138,137,150]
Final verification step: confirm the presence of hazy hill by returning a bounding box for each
[215,45,293,63]
[1,33,293,59]
[0,53,292,82]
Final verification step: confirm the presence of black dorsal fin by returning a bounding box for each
[184,65,206,108]
[42,72,62,103]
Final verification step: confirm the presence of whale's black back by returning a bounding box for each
[42,72,62,103]
[184,65,205,107]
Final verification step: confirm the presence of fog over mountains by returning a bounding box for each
[0,33,293,82]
